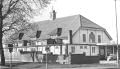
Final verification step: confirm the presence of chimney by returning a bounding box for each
[52,10,56,20]
[69,30,72,44]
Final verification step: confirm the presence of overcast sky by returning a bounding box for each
[32,0,120,43]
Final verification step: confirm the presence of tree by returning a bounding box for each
[0,0,51,65]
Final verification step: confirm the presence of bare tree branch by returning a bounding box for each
[1,0,51,65]
[2,0,20,19]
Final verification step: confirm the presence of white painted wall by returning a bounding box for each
[70,28,111,56]
[3,27,111,61]
[72,28,111,44]
[79,29,89,44]
[102,32,111,43]
[72,29,80,44]
[68,45,99,56]
[90,46,99,56]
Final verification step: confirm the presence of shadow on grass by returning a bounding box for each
[0,62,31,67]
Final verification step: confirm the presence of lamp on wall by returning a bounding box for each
[8,44,13,53]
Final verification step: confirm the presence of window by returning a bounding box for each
[84,46,87,49]
[55,46,59,49]
[71,46,75,53]
[80,46,87,49]
[92,47,95,53]
[89,32,95,43]
[83,34,86,42]
[98,35,101,43]
[80,46,83,49]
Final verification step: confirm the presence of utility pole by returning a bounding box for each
[114,0,119,65]
[10,52,12,69]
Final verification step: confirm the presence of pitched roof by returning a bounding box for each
[30,15,81,39]
[17,14,112,40]
[80,15,104,29]
[80,15,112,40]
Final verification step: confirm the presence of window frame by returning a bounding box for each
[98,35,101,43]
[89,32,95,43]
[83,34,86,42]
[71,46,75,53]
[84,45,87,49]
[80,46,83,49]
[92,46,96,53]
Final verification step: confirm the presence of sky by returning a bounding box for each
[32,0,120,43]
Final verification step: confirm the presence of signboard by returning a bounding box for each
[47,38,62,44]
[45,46,50,52]
[47,39,56,44]
[8,44,13,53]
[55,38,62,44]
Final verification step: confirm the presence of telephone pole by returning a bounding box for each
[114,0,119,65]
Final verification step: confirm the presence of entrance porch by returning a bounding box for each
[99,44,120,60]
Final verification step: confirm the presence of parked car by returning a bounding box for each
[107,54,117,61]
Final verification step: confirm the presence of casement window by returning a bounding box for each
[98,35,101,43]
[80,46,83,49]
[83,34,86,42]
[84,46,87,49]
[71,46,75,53]
[80,46,87,49]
